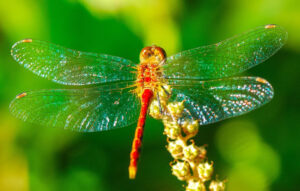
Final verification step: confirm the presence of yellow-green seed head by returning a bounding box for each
[171,161,191,181]
[167,101,184,118]
[183,142,201,161]
[197,146,207,159]
[163,119,181,139]
[209,180,226,191]
[167,139,184,159]
[182,120,199,135]
[186,180,206,191]
[197,162,214,181]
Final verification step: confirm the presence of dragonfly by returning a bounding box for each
[9,24,287,179]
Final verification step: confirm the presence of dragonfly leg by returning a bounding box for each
[157,92,163,114]
[161,85,170,96]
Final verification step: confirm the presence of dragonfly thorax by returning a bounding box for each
[135,46,166,97]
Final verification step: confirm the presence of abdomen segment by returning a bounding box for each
[129,89,153,179]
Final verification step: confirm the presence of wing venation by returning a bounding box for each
[168,77,273,125]
[10,83,140,132]
[164,25,287,80]
[11,39,137,85]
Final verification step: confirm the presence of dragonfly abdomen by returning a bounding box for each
[129,88,153,179]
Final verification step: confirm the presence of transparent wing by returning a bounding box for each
[168,77,273,125]
[163,24,287,80]
[11,39,137,85]
[9,82,140,132]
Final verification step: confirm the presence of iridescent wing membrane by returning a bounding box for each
[10,83,140,132]
[10,40,140,131]
[164,25,287,125]
[169,77,273,125]
[11,39,136,85]
[164,25,287,80]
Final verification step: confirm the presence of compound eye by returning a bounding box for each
[153,47,166,62]
[140,47,153,62]
[143,50,151,58]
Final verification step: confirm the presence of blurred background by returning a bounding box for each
[0,0,299,190]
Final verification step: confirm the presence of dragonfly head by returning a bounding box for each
[139,45,166,64]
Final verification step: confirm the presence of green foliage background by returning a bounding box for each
[0,0,299,190]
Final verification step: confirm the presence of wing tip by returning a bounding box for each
[264,24,288,42]
[16,92,27,99]
[12,38,33,47]
[255,77,268,84]
[259,24,288,52]
[9,93,26,119]
[264,24,277,29]
[22,39,33,43]
[11,39,33,57]
[255,77,274,99]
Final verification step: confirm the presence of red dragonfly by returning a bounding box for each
[10,24,287,179]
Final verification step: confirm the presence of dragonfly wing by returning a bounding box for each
[11,39,137,85]
[163,24,287,80]
[168,77,273,125]
[9,82,140,132]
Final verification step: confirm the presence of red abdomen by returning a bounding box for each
[129,89,153,179]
